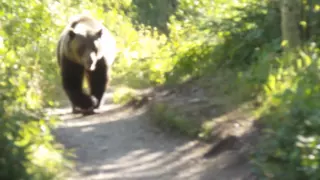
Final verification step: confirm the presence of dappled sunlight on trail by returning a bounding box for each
[52,92,256,180]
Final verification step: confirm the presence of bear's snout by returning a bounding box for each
[88,52,98,71]
[89,63,96,71]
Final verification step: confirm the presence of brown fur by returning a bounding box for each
[57,14,117,115]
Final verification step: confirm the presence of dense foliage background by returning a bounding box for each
[1,0,320,179]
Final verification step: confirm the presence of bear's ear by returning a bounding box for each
[68,29,76,39]
[95,29,103,38]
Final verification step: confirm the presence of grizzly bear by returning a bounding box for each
[57,14,117,115]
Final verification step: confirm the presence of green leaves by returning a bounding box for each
[0,0,75,179]
[252,47,320,179]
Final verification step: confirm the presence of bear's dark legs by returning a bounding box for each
[61,58,96,114]
[87,60,108,109]
[62,73,94,110]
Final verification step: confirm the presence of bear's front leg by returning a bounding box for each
[72,96,97,115]
[61,62,97,115]
[63,84,96,115]
[87,61,108,109]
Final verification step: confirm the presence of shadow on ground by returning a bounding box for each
[54,106,205,180]
[50,87,259,180]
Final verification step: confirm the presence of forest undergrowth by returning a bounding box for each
[1,0,320,179]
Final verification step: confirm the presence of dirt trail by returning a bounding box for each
[51,91,255,180]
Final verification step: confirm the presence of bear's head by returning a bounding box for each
[67,26,104,71]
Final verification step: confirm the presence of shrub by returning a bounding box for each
[252,45,320,179]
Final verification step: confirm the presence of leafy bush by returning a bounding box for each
[112,86,136,104]
[0,0,75,179]
[136,0,281,86]
[251,45,320,179]
[142,1,320,179]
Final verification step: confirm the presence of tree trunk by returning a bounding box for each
[281,0,301,50]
